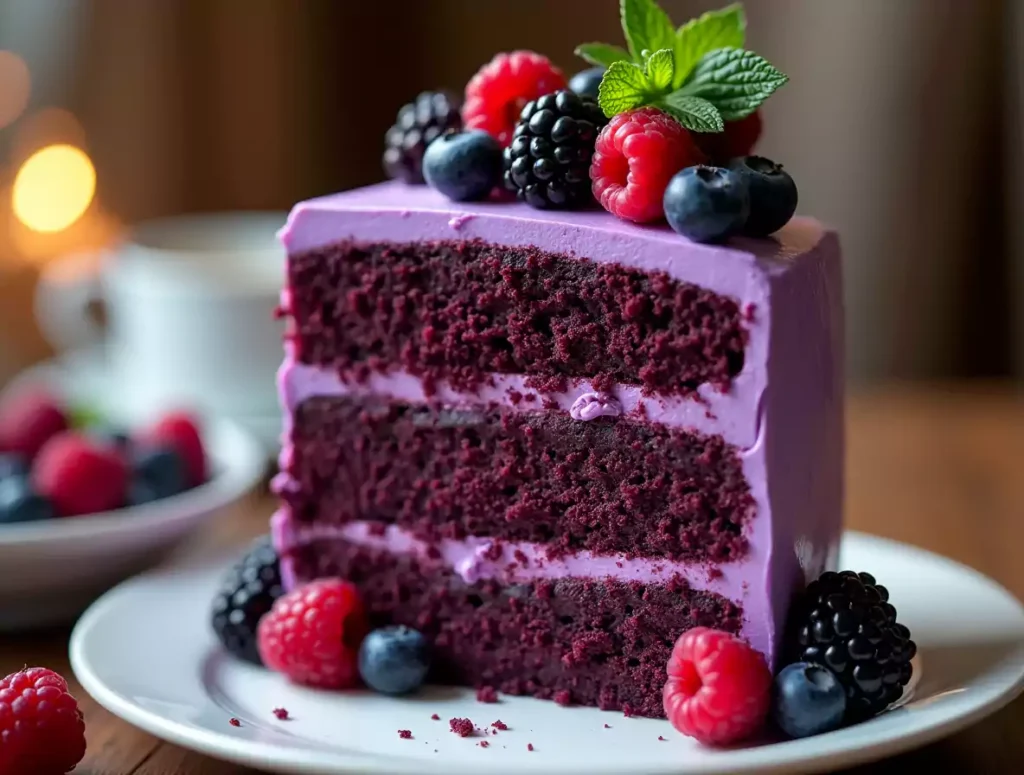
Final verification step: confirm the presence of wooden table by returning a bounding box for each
[3,384,1023,774]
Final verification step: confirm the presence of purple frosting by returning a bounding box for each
[569,392,622,421]
[272,181,846,670]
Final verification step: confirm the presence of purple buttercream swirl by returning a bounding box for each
[569,392,622,421]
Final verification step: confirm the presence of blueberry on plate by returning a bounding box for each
[568,66,605,99]
[729,155,799,237]
[0,474,56,524]
[358,625,431,695]
[0,452,28,480]
[211,535,284,665]
[772,662,847,738]
[422,130,503,202]
[90,425,132,451]
[131,446,188,500]
[663,165,750,243]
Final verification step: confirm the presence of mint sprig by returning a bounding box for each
[576,1,786,132]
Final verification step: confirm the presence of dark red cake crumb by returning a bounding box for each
[288,397,754,562]
[479,740,490,748]
[491,720,509,730]
[658,735,667,741]
[528,743,534,751]
[287,239,746,399]
[604,723,611,728]
[553,689,571,706]
[272,707,290,720]
[450,717,475,737]
[431,713,440,720]
[476,685,498,703]
[398,730,413,739]
[229,718,241,727]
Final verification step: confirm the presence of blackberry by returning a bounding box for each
[790,570,916,723]
[211,535,284,665]
[503,89,607,209]
[383,90,462,184]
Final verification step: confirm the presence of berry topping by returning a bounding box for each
[422,130,503,203]
[0,474,56,524]
[0,390,68,462]
[772,662,846,739]
[0,452,28,479]
[663,627,771,746]
[590,107,706,223]
[695,110,763,164]
[790,570,915,722]
[503,89,607,210]
[0,667,86,775]
[211,535,284,665]
[463,50,567,147]
[663,165,750,243]
[257,577,368,689]
[32,432,128,516]
[383,90,463,184]
[729,155,799,237]
[358,625,432,696]
[144,411,206,487]
[568,66,605,100]
[89,425,131,451]
[130,446,188,501]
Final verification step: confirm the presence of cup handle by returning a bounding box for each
[34,250,109,352]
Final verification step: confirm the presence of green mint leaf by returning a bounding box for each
[575,42,631,68]
[680,47,788,121]
[598,61,649,117]
[644,48,675,92]
[620,0,675,62]
[658,93,724,133]
[673,3,746,88]
[68,402,105,430]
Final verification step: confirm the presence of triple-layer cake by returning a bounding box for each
[270,181,843,718]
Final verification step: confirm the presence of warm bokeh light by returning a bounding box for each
[12,144,97,234]
[0,51,30,129]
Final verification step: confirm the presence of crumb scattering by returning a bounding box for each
[449,717,475,737]
[476,685,498,703]
[398,730,412,739]
[272,707,290,720]
[491,720,509,730]
[604,723,611,728]
[479,740,490,748]
[431,713,440,720]
[528,743,534,751]
[229,718,241,727]
[658,735,667,741]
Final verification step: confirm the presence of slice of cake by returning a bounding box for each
[271,180,843,717]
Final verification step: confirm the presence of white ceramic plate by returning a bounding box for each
[69,532,1024,774]
[0,415,266,630]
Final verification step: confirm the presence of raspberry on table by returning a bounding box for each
[590,106,706,224]
[32,432,129,516]
[257,577,369,689]
[383,90,463,184]
[144,411,206,487]
[0,667,86,774]
[0,390,68,462]
[695,110,762,165]
[463,50,567,147]
[662,626,771,746]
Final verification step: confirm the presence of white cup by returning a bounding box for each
[35,212,287,447]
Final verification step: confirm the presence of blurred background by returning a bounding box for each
[0,0,1021,389]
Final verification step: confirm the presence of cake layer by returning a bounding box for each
[279,394,755,562]
[286,238,746,398]
[286,535,743,718]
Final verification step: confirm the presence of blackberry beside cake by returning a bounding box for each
[270,180,843,717]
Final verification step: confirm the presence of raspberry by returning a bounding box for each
[33,432,128,516]
[144,411,206,487]
[0,667,86,774]
[0,390,68,461]
[463,51,567,147]
[590,107,706,224]
[257,578,369,689]
[695,110,762,164]
[662,627,771,746]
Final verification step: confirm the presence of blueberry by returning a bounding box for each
[126,478,160,507]
[90,426,131,451]
[131,446,187,500]
[663,165,750,243]
[0,453,28,480]
[0,475,56,524]
[358,625,431,695]
[772,662,847,739]
[569,67,605,100]
[422,130,502,202]
[729,155,799,237]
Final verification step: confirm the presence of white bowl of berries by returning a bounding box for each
[0,387,267,630]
